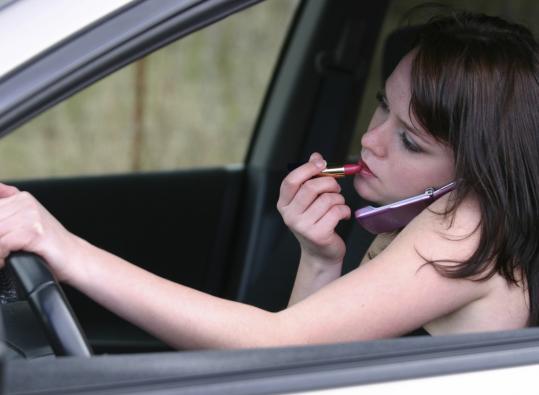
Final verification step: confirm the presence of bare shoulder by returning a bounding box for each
[280,194,502,341]
[365,191,491,307]
[390,192,482,266]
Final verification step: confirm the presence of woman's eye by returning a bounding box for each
[375,91,389,112]
[400,131,422,153]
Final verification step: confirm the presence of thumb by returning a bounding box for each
[0,183,19,198]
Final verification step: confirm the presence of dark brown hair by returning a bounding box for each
[410,12,539,325]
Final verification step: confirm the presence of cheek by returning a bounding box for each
[354,160,419,204]
[400,156,455,190]
[385,155,455,199]
[425,151,455,184]
[386,164,425,197]
[354,138,455,204]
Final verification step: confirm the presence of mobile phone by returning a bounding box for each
[354,182,456,234]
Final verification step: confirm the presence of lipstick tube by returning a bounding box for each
[319,163,363,178]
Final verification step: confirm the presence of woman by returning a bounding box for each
[284,11,538,336]
[0,11,534,347]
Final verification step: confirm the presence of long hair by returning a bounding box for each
[410,12,539,325]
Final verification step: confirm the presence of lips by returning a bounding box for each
[358,159,375,177]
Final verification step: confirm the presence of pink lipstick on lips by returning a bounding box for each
[319,162,364,178]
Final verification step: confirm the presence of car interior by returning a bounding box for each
[1,0,389,358]
[2,0,539,393]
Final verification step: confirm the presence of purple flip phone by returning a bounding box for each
[355,182,456,234]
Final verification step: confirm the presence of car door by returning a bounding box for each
[0,0,390,354]
[0,0,390,353]
[0,0,301,353]
[3,0,539,393]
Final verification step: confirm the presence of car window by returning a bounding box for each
[0,0,299,180]
[350,0,539,157]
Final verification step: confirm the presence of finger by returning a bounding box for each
[286,177,341,214]
[278,157,327,208]
[309,152,323,162]
[0,183,19,199]
[0,229,34,260]
[301,192,346,224]
[0,247,8,269]
[0,202,46,261]
[315,204,351,231]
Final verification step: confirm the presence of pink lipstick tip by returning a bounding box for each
[343,163,364,175]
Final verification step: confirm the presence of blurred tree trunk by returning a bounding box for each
[132,59,146,171]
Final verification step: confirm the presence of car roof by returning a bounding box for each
[0,0,136,78]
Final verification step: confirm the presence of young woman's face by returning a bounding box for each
[354,51,455,205]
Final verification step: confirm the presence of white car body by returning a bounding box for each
[0,1,538,394]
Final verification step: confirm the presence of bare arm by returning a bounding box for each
[0,183,489,348]
[68,193,487,347]
[288,253,343,306]
[280,195,489,342]
[66,237,285,349]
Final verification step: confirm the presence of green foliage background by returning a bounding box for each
[0,0,299,179]
[2,0,539,179]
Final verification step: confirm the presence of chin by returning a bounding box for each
[353,179,383,204]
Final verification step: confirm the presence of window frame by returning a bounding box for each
[0,0,263,136]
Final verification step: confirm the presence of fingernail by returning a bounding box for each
[314,159,326,169]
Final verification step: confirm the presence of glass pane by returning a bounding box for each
[0,0,299,179]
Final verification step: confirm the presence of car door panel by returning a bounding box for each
[11,167,244,351]
[0,0,283,353]
[6,329,539,394]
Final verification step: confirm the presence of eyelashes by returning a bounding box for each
[400,131,422,153]
[375,90,423,153]
[376,90,389,112]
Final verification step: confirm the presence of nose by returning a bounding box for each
[361,118,389,158]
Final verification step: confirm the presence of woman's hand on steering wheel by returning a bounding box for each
[0,183,79,282]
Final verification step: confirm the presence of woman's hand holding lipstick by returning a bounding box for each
[277,153,352,267]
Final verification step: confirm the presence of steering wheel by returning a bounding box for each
[0,252,91,357]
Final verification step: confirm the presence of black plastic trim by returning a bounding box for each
[230,0,388,309]
[7,253,91,357]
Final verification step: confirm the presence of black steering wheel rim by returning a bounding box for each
[0,252,91,357]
